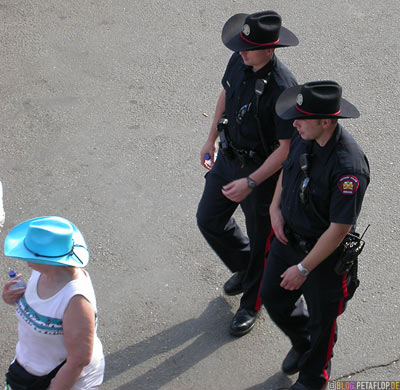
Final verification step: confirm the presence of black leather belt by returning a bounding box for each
[229,142,265,166]
[284,225,317,254]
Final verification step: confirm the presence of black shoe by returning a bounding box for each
[229,308,259,337]
[282,347,303,375]
[223,271,245,296]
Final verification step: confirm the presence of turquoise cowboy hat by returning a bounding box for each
[4,216,89,267]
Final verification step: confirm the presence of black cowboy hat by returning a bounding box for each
[276,81,360,120]
[222,11,299,52]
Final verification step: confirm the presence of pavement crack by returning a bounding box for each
[334,358,400,380]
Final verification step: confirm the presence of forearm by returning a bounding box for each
[49,360,86,390]
[269,173,288,244]
[301,223,352,272]
[207,89,226,143]
[270,172,283,212]
[249,139,290,185]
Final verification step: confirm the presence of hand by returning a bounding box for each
[2,278,25,305]
[221,178,252,203]
[200,141,216,170]
[270,207,288,245]
[280,265,307,290]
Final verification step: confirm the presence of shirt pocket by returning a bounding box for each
[307,181,331,224]
[224,83,234,102]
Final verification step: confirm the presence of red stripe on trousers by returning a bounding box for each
[321,298,345,388]
[254,229,274,311]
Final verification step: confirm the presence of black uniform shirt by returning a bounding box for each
[281,124,370,238]
[221,53,297,156]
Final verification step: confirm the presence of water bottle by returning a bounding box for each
[204,153,212,166]
[8,270,26,291]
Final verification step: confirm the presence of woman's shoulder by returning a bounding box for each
[64,269,97,309]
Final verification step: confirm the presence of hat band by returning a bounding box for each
[23,239,85,264]
[240,33,280,47]
[295,106,341,116]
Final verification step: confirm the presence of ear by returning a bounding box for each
[321,119,332,128]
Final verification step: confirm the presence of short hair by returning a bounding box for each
[317,118,338,126]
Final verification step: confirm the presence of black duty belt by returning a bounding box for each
[284,225,317,254]
[229,142,265,167]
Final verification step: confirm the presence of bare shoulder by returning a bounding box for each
[64,294,95,326]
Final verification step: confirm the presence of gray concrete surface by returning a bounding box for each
[0,0,399,389]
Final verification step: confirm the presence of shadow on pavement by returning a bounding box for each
[103,296,237,389]
[243,371,294,390]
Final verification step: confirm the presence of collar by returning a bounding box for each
[243,54,277,80]
[311,124,342,165]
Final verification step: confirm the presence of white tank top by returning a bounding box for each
[15,270,104,385]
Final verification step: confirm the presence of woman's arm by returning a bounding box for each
[49,295,95,390]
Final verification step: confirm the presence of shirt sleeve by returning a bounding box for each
[329,173,369,225]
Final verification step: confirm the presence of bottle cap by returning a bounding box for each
[204,153,211,160]
[9,270,17,278]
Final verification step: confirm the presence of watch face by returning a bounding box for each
[247,177,256,189]
[297,263,309,276]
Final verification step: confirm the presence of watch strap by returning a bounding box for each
[246,176,257,189]
[297,263,310,276]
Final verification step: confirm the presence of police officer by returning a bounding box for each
[260,81,370,389]
[196,11,298,336]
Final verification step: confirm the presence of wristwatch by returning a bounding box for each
[297,263,310,277]
[246,176,257,190]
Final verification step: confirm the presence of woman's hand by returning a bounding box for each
[2,278,25,305]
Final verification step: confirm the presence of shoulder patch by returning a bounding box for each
[337,175,360,195]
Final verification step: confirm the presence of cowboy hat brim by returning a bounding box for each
[4,217,89,267]
[222,13,299,51]
[276,85,360,120]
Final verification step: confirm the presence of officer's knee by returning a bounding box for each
[196,209,208,231]
[260,283,297,317]
[196,203,216,231]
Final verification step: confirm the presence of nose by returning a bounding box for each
[293,120,299,128]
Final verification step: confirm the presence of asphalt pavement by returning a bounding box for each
[0,1,399,389]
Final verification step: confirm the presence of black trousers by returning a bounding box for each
[196,154,276,311]
[260,238,355,389]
